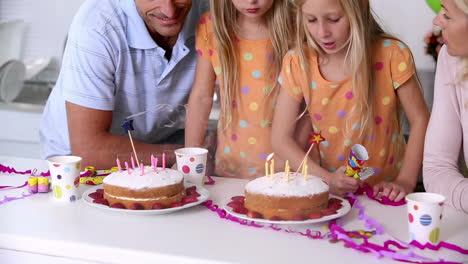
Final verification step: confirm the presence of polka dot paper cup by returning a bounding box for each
[47,156,82,202]
[175,148,208,185]
[405,192,446,244]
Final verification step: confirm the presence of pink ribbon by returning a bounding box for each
[355,184,406,206]
[204,175,216,185]
[0,164,50,176]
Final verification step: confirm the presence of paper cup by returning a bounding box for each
[175,148,208,185]
[47,155,82,202]
[405,192,445,244]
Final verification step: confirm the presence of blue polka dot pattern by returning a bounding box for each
[239,120,247,128]
[196,163,204,173]
[321,141,329,147]
[70,195,76,202]
[383,39,392,47]
[420,214,432,226]
[57,175,62,180]
[64,167,71,173]
[252,70,261,79]
[311,81,317,90]
[224,147,231,154]
[278,77,283,84]
[398,42,406,49]
[248,168,257,175]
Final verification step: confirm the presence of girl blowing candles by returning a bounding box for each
[185,0,305,178]
[424,0,468,213]
[271,0,429,200]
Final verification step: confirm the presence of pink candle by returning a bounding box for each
[141,162,145,176]
[131,156,135,169]
[154,157,158,172]
[151,154,155,168]
[125,162,131,175]
[162,153,166,170]
[116,158,122,172]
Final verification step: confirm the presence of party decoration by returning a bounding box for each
[121,119,140,168]
[346,144,369,179]
[297,131,326,177]
[426,0,441,14]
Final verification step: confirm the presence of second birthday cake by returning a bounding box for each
[244,172,329,220]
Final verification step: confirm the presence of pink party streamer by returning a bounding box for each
[347,192,385,234]
[0,181,28,190]
[0,191,36,205]
[355,184,406,206]
[201,200,325,239]
[204,175,216,185]
[0,164,50,176]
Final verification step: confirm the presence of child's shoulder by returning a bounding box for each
[374,37,410,53]
[283,46,318,64]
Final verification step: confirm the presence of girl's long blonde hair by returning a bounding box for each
[210,0,293,129]
[291,0,413,141]
[454,0,468,80]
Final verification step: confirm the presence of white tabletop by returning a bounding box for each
[0,156,467,264]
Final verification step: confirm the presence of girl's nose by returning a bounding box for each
[318,23,331,38]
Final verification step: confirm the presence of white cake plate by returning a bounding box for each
[223,195,351,225]
[82,182,209,215]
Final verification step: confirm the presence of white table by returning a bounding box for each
[0,156,467,264]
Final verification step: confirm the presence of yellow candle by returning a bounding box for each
[303,162,308,181]
[265,162,269,178]
[270,159,275,175]
[285,160,290,183]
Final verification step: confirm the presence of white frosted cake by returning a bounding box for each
[103,167,185,209]
[244,172,329,220]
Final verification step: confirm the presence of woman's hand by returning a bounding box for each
[325,166,360,197]
[372,180,414,202]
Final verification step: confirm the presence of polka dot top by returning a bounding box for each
[196,12,278,179]
[278,39,415,185]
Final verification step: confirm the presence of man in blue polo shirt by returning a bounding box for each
[39,0,209,168]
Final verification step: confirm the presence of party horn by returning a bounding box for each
[346,144,369,179]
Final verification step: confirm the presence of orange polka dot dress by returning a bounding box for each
[196,13,277,179]
[279,39,415,185]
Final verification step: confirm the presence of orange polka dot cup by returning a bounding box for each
[47,156,82,202]
[405,193,446,244]
[175,148,208,185]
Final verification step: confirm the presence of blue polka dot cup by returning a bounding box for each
[175,148,208,186]
[406,193,446,244]
[47,156,82,202]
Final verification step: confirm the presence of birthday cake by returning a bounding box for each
[244,172,329,220]
[102,167,185,210]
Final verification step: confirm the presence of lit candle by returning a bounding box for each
[270,159,275,176]
[285,160,290,183]
[162,153,166,170]
[266,153,275,178]
[125,162,130,175]
[131,156,136,169]
[116,158,122,172]
[141,162,144,176]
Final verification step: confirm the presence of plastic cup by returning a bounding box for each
[47,155,82,202]
[405,192,446,244]
[175,148,208,185]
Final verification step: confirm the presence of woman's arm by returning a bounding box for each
[185,55,216,148]
[272,87,359,196]
[423,46,468,213]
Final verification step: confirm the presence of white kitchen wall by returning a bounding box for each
[0,0,438,74]
[370,0,438,71]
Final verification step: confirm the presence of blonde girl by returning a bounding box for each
[424,0,468,213]
[185,0,297,178]
[272,0,429,200]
